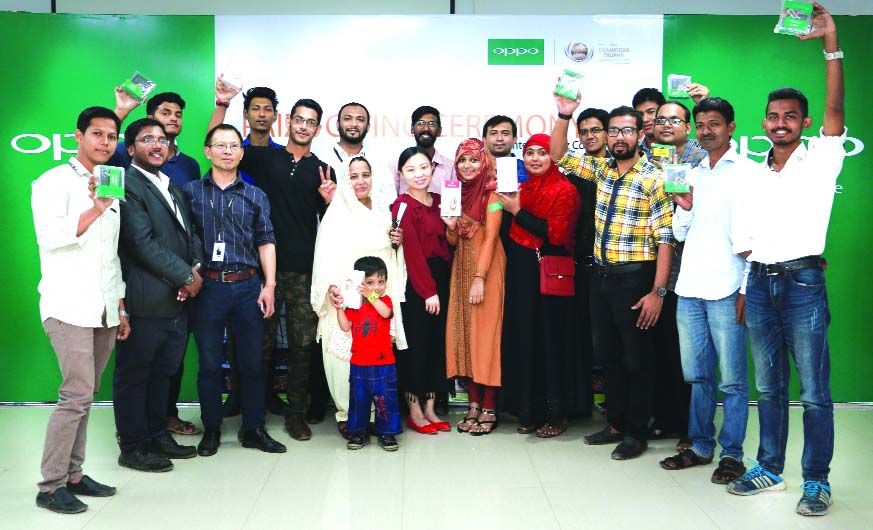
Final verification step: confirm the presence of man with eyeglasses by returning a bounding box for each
[182,124,286,457]
[632,86,708,159]
[728,3,845,516]
[111,90,205,438]
[647,99,708,450]
[115,118,203,472]
[236,98,337,442]
[393,105,457,194]
[551,96,674,461]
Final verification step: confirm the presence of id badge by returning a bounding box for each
[212,241,226,262]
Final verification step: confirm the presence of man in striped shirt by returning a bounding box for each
[551,95,674,461]
[183,124,286,457]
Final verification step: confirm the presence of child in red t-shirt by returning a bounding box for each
[334,256,402,451]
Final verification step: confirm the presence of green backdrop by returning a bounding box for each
[1,12,870,403]
[0,13,214,401]
[663,15,872,401]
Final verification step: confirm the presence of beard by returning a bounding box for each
[611,142,636,160]
[415,131,436,149]
[339,125,366,145]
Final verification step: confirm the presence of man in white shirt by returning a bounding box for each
[727,3,845,517]
[321,102,396,211]
[657,97,752,486]
[31,106,130,514]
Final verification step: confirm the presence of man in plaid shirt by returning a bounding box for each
[551,93,675,461]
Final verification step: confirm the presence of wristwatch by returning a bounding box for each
[367,291,380,302]
[184,273,195,285]
[119,310,129,319]
[654,286,668,297]
[823,49,843,61]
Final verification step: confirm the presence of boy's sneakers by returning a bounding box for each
[796,480,832,516]
[346,433,369,450]
[726,464,786,495]
[378,435,399,452]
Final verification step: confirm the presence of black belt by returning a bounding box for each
[593,261,645,276]
[750,255,824,276]
[203,268,258,283]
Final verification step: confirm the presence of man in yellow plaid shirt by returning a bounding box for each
[550,92,675,461]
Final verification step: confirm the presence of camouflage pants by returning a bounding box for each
[263,271,318,413]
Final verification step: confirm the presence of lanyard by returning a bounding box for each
[208,185,235,242]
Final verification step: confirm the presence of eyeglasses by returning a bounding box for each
[607,127,638,138]
[137,136,170,146]
[291,116,318,127]
[415,120,439,129]
[654,117,687,126]
[578,127,605,137]
[209,143,241,152]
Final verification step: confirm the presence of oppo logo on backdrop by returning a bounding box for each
[488,39,545,65]
[493,47,540,57]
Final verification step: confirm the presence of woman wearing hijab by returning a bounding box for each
[310,156,406,439]
[497,133,580,438]
[444,139,506,435]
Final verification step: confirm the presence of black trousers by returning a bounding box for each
[114,314,188,452]
[589,262,657,442]
[651,291,691,436]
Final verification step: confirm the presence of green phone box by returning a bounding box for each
[774,0,813,36]
[94,165,125,201]
[663,163,692,193]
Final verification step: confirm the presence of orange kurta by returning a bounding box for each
[445,193,505,387]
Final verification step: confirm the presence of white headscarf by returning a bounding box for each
[310,159,408,359]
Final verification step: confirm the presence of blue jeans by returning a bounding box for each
[348,364,402,437]
[677,291,748,460]
[746,267,833,481]
[193,276,265,431]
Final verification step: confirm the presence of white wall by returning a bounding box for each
[2,0,871,15]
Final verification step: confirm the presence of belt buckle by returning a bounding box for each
[765,265,781,276]
[220,270,230,282]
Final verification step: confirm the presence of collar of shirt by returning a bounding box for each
[764,141,808,172]
[332,142,367,164]
[132,163,170,189]
[700,146,741,171]
[67,156,92,179]
[204,170,243,190]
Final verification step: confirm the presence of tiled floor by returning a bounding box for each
[1,404,871,530]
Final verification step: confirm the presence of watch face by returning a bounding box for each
[656,286,668,297]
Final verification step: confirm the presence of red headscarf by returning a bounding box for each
[510,133,579,252]
[454,138,496,238]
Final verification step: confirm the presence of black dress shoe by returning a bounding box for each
[239,426,287,453]
[305,402,326,424]
[118,447,173,472]
[150,433,197,459]
[266,393,288,416]
[36,487,87,514]
[284,413,312,441]
[611,437,648,460]
[66,475,116,497]
[198,429,221,457]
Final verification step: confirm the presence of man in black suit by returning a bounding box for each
[114,118,203,472]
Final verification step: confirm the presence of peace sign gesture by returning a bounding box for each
[317,164,337,204]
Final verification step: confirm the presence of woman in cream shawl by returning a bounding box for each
[310,156,407,438]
